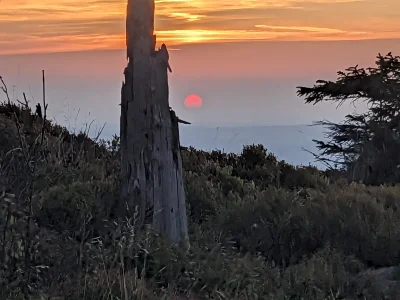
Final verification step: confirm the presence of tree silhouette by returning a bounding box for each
[297,53,400,184]
[119,0,189,245]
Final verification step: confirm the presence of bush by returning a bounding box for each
[2,103,400,299]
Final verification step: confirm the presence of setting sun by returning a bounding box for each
[184,94,203,108]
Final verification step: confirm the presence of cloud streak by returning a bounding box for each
[1,0,399,54]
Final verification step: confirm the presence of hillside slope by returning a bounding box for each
[1,104,400,299]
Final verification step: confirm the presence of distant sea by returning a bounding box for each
[95,123,327,168]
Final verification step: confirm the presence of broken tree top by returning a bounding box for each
[126,0,155,60]
[153,43,172,73]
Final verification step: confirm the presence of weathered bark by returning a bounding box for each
[119,0,189,245]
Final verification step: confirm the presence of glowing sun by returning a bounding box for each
[184,94,202,108]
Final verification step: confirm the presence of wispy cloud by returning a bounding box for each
[254,25,346,34]
[1,0,399,54]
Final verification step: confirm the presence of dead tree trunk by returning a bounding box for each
[119,0,189,246]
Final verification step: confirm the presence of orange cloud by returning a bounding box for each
[1,0,399,54]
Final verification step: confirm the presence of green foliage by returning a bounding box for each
[2,100,400,299]
[35,180,115,234]
[297,52,400,185]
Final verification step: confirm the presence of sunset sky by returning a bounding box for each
[1,0,400,55]
[1,0,400,132]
